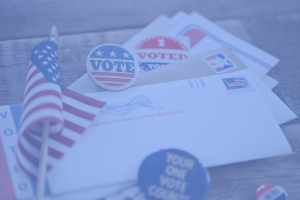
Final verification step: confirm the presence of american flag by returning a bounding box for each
[227,78,248,87]
[16,41,106,180]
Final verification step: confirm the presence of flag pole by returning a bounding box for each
[37,121,50,200]
[36,26,58,200]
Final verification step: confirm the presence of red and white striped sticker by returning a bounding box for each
[86,44,139,91]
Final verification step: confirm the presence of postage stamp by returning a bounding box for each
[203,51,238,74]
[222,76,255,94]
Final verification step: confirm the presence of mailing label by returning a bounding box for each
[202,51,238,74]
[222,76,255,95]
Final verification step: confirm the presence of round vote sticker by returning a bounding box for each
[86,44,139,90]
[138,149,210,200]
[256,184,288,200]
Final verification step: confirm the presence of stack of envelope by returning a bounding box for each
[0,11,297,200]
[50,11,296,200]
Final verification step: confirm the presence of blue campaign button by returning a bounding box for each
[86,44,139,91]
[138,149,210,200]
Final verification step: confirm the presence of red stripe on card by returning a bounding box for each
[103,83,125,86]
[96,77,132,83]
[91,71,135,78]
[63,102,96,121]
[0,136,16,200]
[61,87,106,109]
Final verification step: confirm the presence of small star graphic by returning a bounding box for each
[42,50,47,53]
[51,65,56,69]
[38,55,43,59]
[47,57,52,61]
[109,50,116,57]
[55,74,59,78]
[51,54,55,58]
[95,50,103,56]
[54,51,58,56]
[42,61,48,65]
[122,52,130,58]
[34,50,39,54]
[46,45,51,49]
[52,77,57,82]
[47,68,53,73]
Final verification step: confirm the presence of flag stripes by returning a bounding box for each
[16,41,106,181]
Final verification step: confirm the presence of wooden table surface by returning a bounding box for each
[0,0,299,199]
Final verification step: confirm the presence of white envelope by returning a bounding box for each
[48,69,293,195]
[68,47,295,125]
[123,14,177,48]
[167,12,279,78]
[171,11,189,23]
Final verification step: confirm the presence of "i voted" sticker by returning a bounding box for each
[86,44,139,90]
[138,149,210,200]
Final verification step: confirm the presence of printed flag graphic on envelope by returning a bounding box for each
[203,52,238,73]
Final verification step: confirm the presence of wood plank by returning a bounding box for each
[241,13,300,125]
[0,28,140,106]
[1,0,300,40]
[207,123,300,200]
[0,18,249,106]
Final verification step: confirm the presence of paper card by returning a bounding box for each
[167,12,280,78]
[171,11,189,23]
[261,75,279,90]
[49,69,292,194]
[122,15,177,49]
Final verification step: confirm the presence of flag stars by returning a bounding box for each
[38,55,43,59]
[34,50,39,54]
[122,52,130,58]
[47,68,53,73]
[95,50,103,56]
[42,50,47,53]
[47,57,52,61]
[42,61,48,65]
[109,50,116,57]
[46,45,51,49]
[52,77,57,82]
[51,54,55,58]
[51,65,56,69]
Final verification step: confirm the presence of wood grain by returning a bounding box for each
[1,0,300,41]
[207,123,300,200]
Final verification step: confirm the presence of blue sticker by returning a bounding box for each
[86,44,139,91]
[138,149,210,200]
